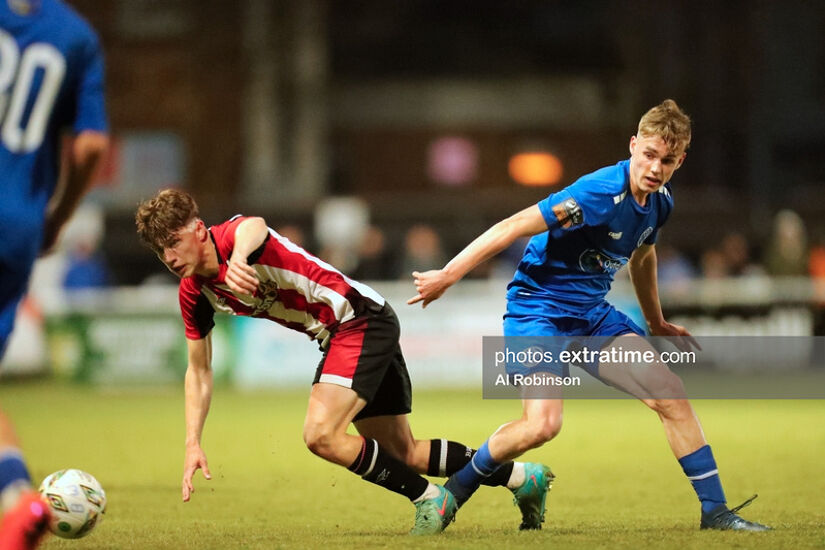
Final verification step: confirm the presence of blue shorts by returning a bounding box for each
[502,297,645,377]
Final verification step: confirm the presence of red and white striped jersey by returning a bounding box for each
[179,216,385,344]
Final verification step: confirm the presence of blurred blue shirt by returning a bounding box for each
[0,0,107,264]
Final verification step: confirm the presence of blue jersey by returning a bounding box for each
[507,159,673,311]
[0,0,107,256]
[0,0,107,349]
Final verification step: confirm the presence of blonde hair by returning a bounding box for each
[135,189,200,252]
[637,99,691,153]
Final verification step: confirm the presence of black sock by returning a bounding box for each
[482,460,515,488]
[427,439,514,487]
[349,437,429,501]
[427,439,473,476]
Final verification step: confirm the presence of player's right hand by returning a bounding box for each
[182,444,212,502]
[226,255,259,296]
[650,320,701,352]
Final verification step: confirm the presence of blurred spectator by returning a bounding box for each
[398,224,447,278]
[351,225,394,280]
[656,244,696,286]
[61,203,111,289]
[700,248,730,279]
[808,233,825,280]
[809,233,825,292]
[810,233,825,335]
[275,224,307,249]
[719,232,763,277]
[63,247,110,289]
[314,197,369,274]
[763,210,808,276]
[29,203,111,293]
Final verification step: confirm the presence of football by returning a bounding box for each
[38,469,107,539]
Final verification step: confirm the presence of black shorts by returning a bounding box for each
[312,302,412,421]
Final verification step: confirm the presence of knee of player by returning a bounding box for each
[302,423,336,458]
[637,364,684,398]
[646,377,691,417]
[527,414,563,446]
[648,398,692,420]
[654,369,687,399]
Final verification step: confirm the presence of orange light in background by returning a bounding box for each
[508,152,563,186]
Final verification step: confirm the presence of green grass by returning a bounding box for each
[1,381,823,549]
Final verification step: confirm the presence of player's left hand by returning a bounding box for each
[182,443,211,502]
[649,320,701,352]
[407,270,451,308]
[226,255,259,295]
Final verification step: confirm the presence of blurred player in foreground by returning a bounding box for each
[409,100,770,532]
[0,1,109,548]
[135,189,552,535]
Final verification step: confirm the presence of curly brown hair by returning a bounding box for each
[637,99,692,154]
[135,189,199,252]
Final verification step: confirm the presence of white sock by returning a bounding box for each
[506,462,526,489]
[412,483,442,503]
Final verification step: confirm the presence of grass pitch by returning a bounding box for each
[1,381,823,549]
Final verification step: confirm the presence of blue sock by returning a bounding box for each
[678,445,726,513]
[444,440,501,506]
[0,449,32,510]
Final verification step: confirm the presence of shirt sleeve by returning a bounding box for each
[179,282,215,340]
[213,215,270,264]
[536,178,617,237]
[72,30,108,134]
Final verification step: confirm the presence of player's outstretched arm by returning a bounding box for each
[226,217,268,295]
[408,204,548,308]
[182,335,214,502]
[42,131,109,253]
[628,244,699,350]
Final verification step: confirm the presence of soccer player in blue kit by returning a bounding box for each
[409,100,770,532]
[0,1,109,548]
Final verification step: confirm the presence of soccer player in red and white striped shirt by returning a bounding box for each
[136,189,546,535]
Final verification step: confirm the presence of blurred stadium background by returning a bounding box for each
[3,0,824,384]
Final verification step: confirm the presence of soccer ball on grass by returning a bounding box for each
[38,469,106,539]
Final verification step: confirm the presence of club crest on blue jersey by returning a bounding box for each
[551,198,583,229]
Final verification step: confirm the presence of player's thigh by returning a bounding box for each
[596,334,685,400]
[304,382,367,436]
[520,395,563,428]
